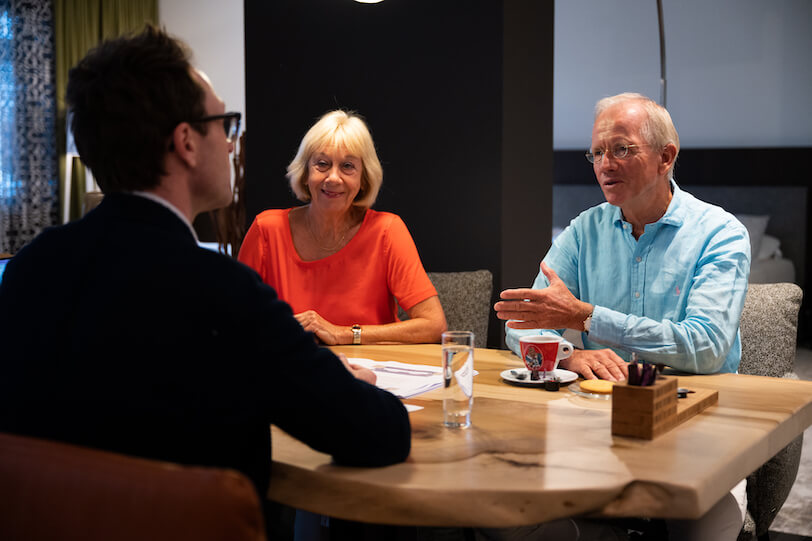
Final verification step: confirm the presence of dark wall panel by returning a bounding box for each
[245,0,553,347]
[245,0,501,269]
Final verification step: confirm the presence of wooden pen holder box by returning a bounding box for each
[611,376,678,439]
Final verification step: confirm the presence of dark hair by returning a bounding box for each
[65,25,207,193]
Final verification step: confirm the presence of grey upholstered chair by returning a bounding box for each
[399,270,493,348]
[736,282,804,540]
[427,270,493,348]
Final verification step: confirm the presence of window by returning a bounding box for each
[0,1,57,254]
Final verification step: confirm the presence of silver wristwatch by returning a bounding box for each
[583,311,593,334]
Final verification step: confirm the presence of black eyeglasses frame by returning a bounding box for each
[188,111,242,143]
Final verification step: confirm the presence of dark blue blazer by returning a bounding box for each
[0,193,410,497]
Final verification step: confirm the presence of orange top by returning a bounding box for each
[238,208,437,326]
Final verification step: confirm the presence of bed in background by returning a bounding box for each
[736,214,796,284]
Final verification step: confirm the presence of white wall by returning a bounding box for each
[159,0,246,128]
[554,0,812,149]
[158,0,811,150]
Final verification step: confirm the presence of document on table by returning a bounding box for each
[348,357,477,399]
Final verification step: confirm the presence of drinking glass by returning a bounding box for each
[441,331,474,428]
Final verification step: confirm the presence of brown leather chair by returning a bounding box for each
[0,432,266,541]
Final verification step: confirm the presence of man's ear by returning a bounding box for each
[170,122,198,168]
[658,143,677,175]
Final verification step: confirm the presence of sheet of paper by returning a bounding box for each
[348,357,477,399]
[348,357,442,398]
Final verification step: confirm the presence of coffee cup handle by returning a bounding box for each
[558,340,573,360]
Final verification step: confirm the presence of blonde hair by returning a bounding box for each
[286,110,383,208]
[595,93,680,179]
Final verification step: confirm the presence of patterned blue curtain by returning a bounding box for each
[0,0,57,254]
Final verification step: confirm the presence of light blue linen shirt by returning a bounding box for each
[506,181,751,374]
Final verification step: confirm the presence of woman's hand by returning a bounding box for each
[294,310,348,345]
[294,296,447,346]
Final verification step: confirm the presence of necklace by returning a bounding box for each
[305,209,350,252]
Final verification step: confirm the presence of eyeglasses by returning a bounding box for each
[189,112,242,143]
[585,143,649,164]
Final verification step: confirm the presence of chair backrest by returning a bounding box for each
[428,270,493,348]
[0,432,266,541]
[738,282,803,378]
[735,283,804,538]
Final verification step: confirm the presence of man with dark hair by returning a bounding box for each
[65,26,210,194]
[0,24,411,523]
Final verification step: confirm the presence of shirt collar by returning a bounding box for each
[612,179,684,228]
[130,191,199,241]
[658,179,684,227]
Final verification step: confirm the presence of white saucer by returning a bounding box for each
[500,368,577,387]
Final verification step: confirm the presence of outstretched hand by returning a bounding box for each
[494,262,593,331]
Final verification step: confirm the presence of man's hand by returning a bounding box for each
[337,353,377,385]
[494,262,592,331]
[560,349,627,381]
[294,310,347,345]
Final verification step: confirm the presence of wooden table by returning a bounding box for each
[268,344,812,527]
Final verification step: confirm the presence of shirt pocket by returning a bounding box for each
[647,264,691,320]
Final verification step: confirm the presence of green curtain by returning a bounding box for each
[54,0,157,222]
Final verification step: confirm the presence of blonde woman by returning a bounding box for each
[239,110,446,344]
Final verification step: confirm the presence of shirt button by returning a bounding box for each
[636,256,642,263]
[634,291,640,298]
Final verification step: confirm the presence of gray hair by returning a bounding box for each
[595,93,680,179]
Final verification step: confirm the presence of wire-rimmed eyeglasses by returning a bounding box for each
[189,112,242,143]
[585,143,649,164]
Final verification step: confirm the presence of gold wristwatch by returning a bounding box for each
[351,324,362,345]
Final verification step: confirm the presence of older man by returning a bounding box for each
[493,93,750,540]
[496,92,750,382]
[0,26,410,531]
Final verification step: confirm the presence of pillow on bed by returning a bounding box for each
[757,234,782,261]
[736,214,770,259]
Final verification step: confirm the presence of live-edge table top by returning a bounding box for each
[268,344,812,527]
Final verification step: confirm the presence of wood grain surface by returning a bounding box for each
[267,344,812,527]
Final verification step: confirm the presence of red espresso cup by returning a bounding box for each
[519,335,573,379]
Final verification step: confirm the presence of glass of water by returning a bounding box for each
[441,330,474,428]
